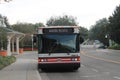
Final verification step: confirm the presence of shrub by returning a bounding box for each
[108,43,120,50]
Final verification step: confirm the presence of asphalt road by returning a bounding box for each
[39,48,120,80]
[0,48,120,80]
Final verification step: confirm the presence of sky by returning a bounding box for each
[0,0,120,29]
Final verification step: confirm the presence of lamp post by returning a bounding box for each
[31,34,33,51]
[105,34,112,47]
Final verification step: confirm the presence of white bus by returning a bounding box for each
[36,26,83,70]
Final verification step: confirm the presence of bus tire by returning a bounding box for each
[73,68,79,71]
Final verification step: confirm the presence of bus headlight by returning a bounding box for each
[71,58,80,61]
[75,58,77,61]
[41,59,44,62]
[72,58,77,61]
[40,59,47,62]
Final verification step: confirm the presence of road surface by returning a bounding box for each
[0,48,120,80]
[39,48,120,80]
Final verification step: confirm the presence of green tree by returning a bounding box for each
[89,18,109,46]
[79,26,88,40]
[12,22,45,33]
[3,16,11,28]
[12,23,35,34]
[11,22,45,48]
[46,15,78,26]
[46,15,88,40]
[108,5,120,44]
[0,14,11,28]
[0,15,8,50]
[0,28,7,50]
[12,23,35,48]
[34,22,45,30]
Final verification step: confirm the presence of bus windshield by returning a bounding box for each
[39,34,79,53]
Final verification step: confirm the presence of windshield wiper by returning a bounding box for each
[62,47,74,55]
[48,41,76,54]
[48,41,58,55]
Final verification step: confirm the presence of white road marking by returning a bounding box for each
[114,76,120,80]
[91,68,98,72]
[80,75,97,78]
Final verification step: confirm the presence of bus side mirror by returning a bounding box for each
[79,36,84,44]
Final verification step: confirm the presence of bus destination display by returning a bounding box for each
[43,28,74,34]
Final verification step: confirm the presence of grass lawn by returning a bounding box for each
[0,56,16,70]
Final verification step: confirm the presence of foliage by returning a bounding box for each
[0,14,8,50]
[0,14,10,28]
[0,15,10,28]
[79,26,88,40]
[12,22,45,33]
[0,56,16,70]
[34,22,45,29]
[11,22,44,48]
[0,28,8,50]
[108,43,120,50]
[4,16,11,28]
[46,15,78,26]
[12,23,35,34]
[88,18,109,46]
[108,5,120,44]
[46,15,88,42]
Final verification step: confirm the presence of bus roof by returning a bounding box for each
[38,26,80,29]
[37,26,80,34]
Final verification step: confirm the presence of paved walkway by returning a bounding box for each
[0,51,41,80]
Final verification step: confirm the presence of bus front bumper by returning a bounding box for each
[38,62,80,70]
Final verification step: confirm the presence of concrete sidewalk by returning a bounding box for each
[0,51,41,80]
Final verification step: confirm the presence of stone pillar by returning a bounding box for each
[16,37,19,54]
[7,37,11,56]
[12,39,15,53]
[109,39,112,47]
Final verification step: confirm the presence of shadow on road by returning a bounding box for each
[38,68,78,73]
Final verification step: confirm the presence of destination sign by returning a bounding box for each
[43,28,74,34]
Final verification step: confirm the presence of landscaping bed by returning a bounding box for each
[108,44,120,50]
[0,56,16,70]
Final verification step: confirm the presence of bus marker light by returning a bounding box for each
[38,59,41,62]
[77,57,80,61]
[72,58,77,61]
